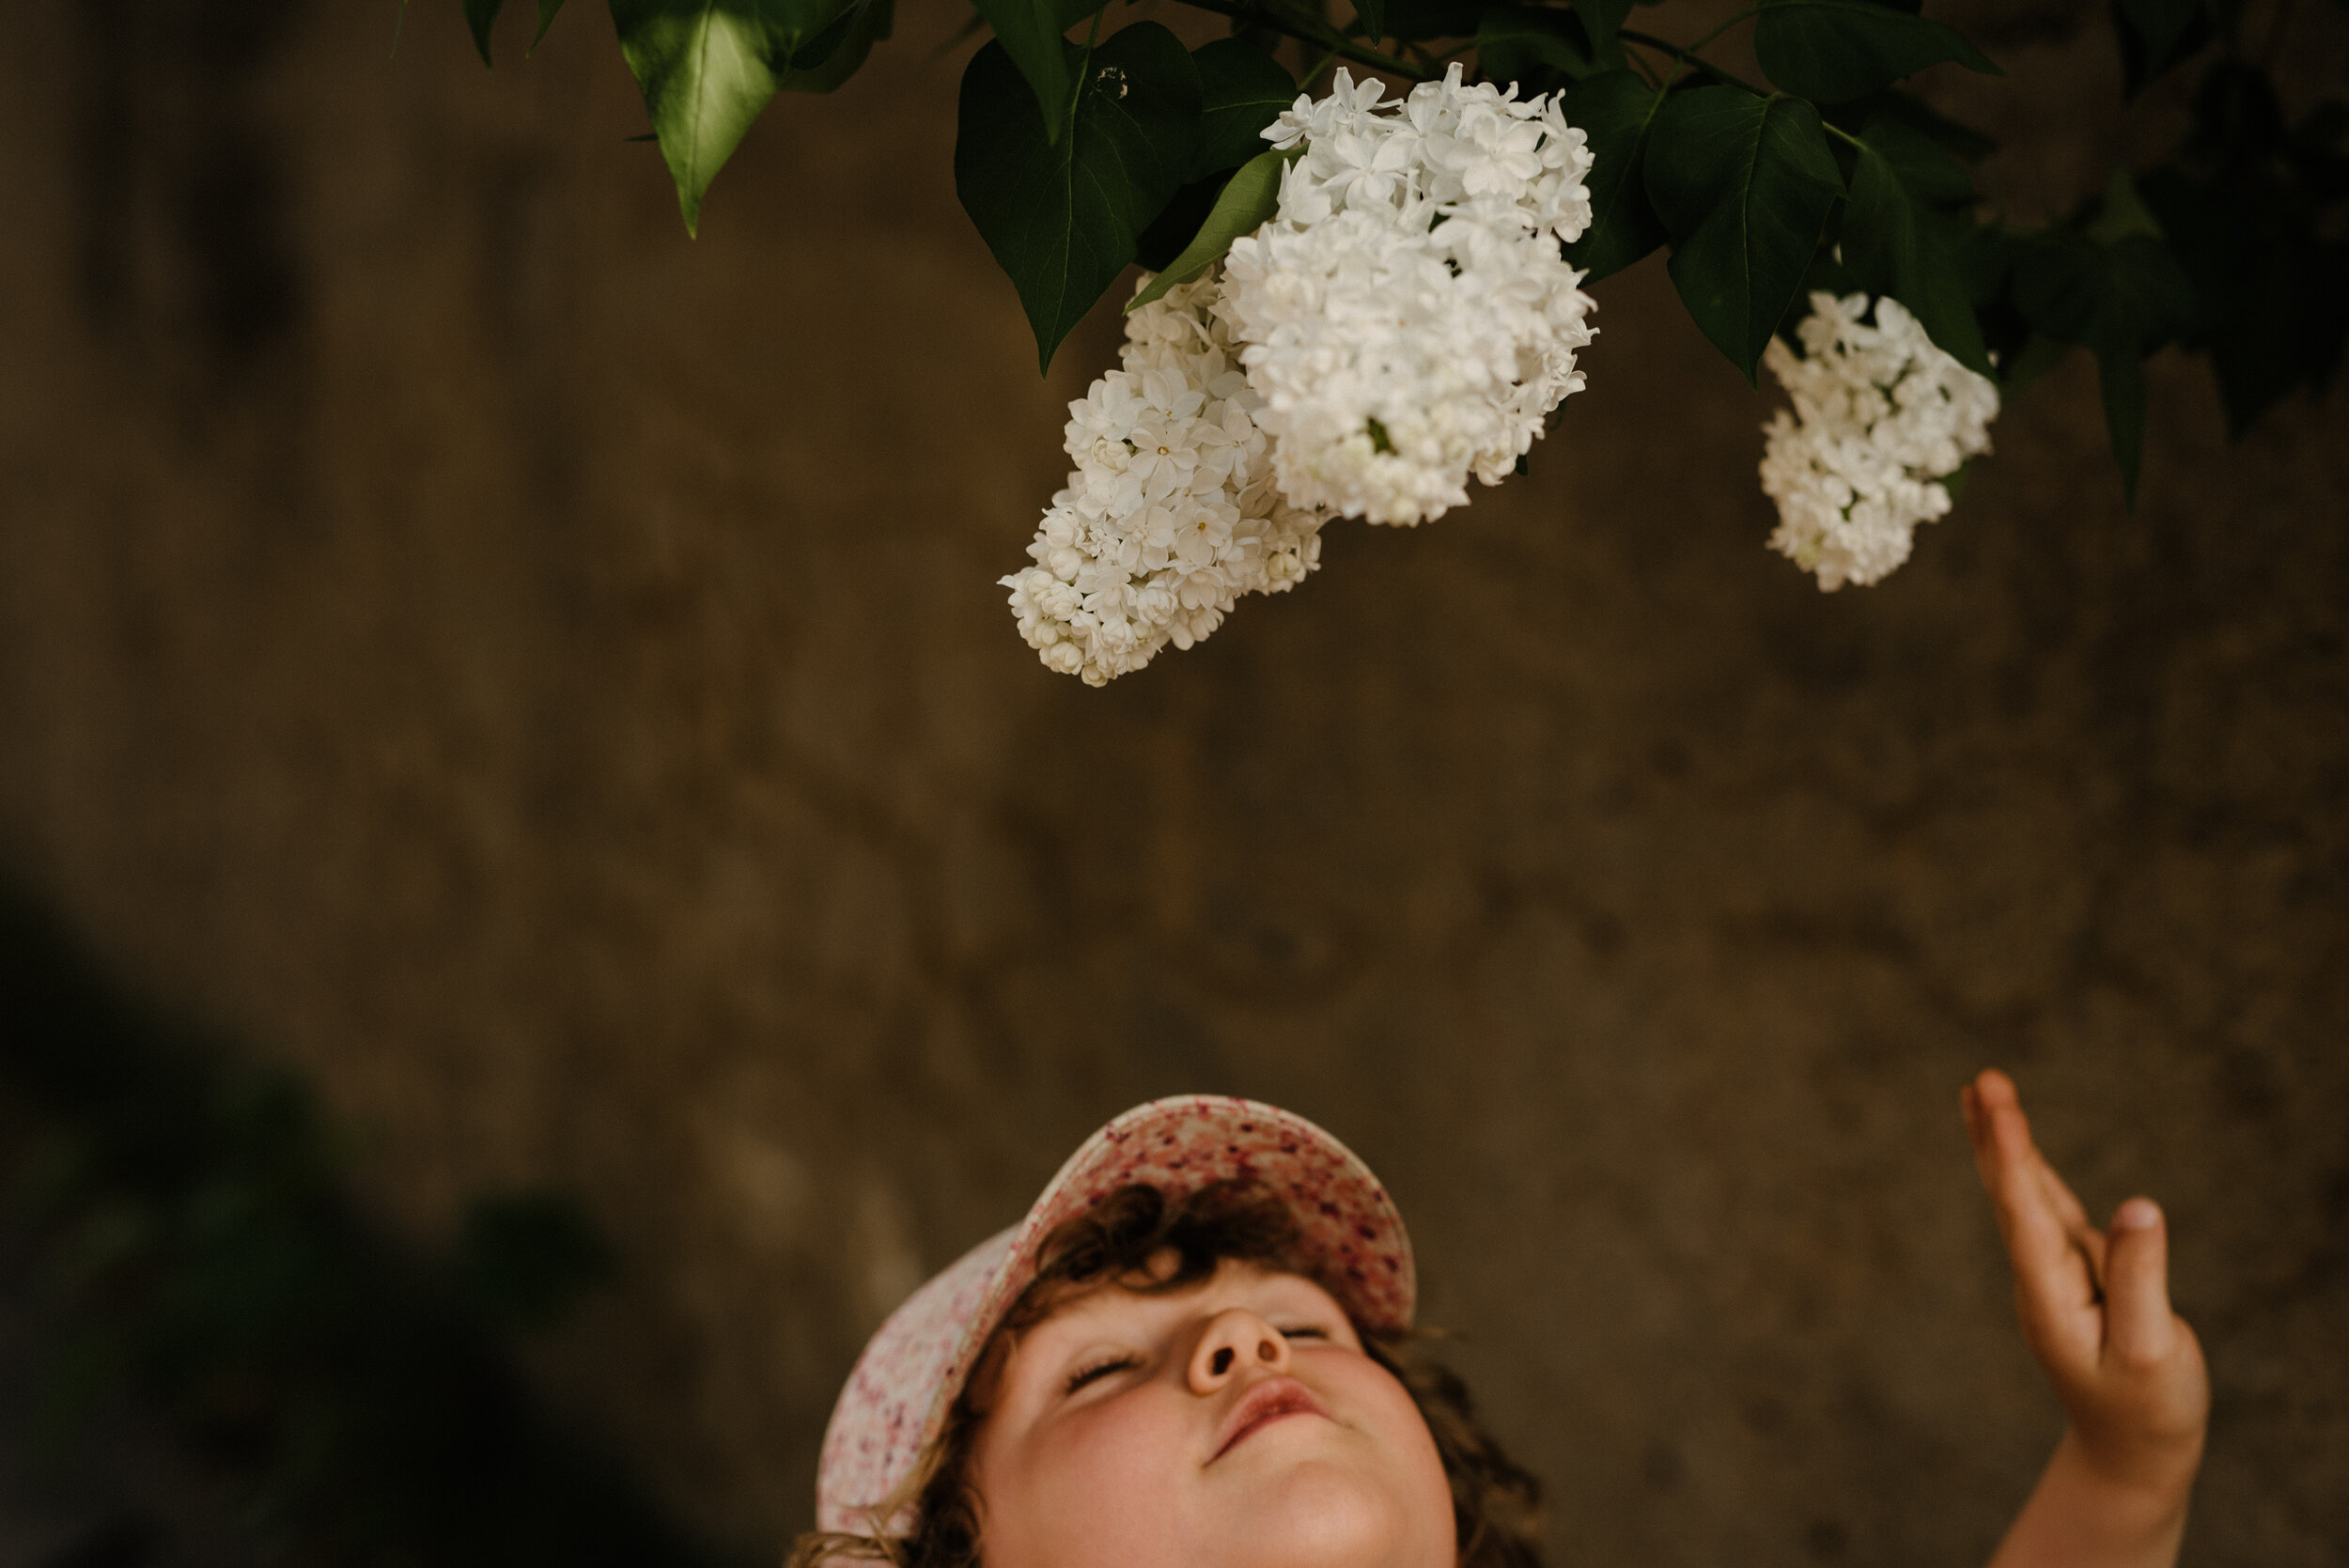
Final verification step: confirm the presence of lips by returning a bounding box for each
[1210,1377,1330,1462]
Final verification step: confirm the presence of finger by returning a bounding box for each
[1973,1074,2106,1280]
[2103,1197,2178,1367]
[2030,1144,2095,1236]
[2031,1152,2108,1285]
[1973,1075,2096,1326]
[1964,1070,2015,1195]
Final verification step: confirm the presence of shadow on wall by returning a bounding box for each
[0,886,733,1568]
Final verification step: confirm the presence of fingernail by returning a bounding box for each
[2114,1197,2162,1231]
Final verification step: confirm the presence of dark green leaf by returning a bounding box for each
[781,0,893,90]
[1828,88,1998,162]
[2187,58,2286,155]
[2092,337,2147,506]
[1997,332,2072,396]
[1837,113,1991,371]
[2084,164,2162,243]
[1558,70,1668,280]
[1190,38,1297,179]
[2112,0,2210,99]
[1128,147,1295,310]
[2008,237,2102,342]
[1573,0,1634,51]
[957,23,1202,371]
[534,0,567,48]
[1476,5,1613,89]
[2140,164,2346,435]
[612,0,863,234]
[1137,175,1227,271]
[972,0,1113,142]
[1378,0,1486,38]
[2007,216,2195,505]
[1646,86,1844,380]
[1358,0,1389,42]
[1753,0,2000,103]
[465,0,504,65]
[2009,230,2194,354]
[2096,241,2199,361]
[1770,241,1862,346]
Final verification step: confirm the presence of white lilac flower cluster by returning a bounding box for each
[1758,291,2001,590]
[1000,272,1329,686]
[1003,65,1598,683]
[1224,65,1599,526]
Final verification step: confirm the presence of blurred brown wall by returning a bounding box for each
[1,0,2343,1562]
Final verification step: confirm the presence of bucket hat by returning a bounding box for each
[815,1094,1415,1534]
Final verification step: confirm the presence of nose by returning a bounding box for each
[1187,1308,1292,1393]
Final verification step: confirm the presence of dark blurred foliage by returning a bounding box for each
[0,886,727,1568]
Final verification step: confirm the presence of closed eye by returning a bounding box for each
[1064,1356,1139,1395]
[1279,1327,1331,1342]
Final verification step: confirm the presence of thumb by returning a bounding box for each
[2103,1197,2176,1367]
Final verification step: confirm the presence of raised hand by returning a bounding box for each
[1963,1068,2209,1568]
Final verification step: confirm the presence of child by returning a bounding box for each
[791,1068,2207,1568]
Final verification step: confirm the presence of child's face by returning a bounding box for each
[968,1253,1457,1568]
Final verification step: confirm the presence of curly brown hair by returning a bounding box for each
[788,1180,1544,1568]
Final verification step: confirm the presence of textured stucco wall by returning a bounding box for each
[1,0,2343,1562]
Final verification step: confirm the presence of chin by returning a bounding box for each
[1216,1456,1451,1568]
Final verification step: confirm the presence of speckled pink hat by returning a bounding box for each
[814,1095,1415,1536]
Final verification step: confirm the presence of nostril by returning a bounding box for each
[1257,1339,1277,1361]
[1211,1346,1235,1375]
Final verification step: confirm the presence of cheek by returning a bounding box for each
[973,1396,1197,1568]
[1334,1362,1457,1566]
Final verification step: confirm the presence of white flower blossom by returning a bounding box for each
[1001,272,1328,685]
[1759,290,2001,590]
[1220,64,1599,526]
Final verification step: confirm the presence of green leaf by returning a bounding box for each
[2007,224,2196,505]
[1190,38,1297,179]
[1753,0,2000,103]
[1128,147,1295,311]
[1379,0,1486,39]
[1573,0,1634,51]
[957,23,1202,372]
[1358,0,1389,43]
[2142,162,2349,436]
[2084,164,2161,243]
[466,0,505,64]
[2112,0,2211,99]
[1828,88,1998,162]
[1558,70,1669,281]
[1476,5,1612,89]
[972,0,1113,142]
[2092,337,2148,507]
[534,0,568,47]
[1646,86,1844,380]
[1837,113,1991,372]
[1996,332,2072,396]
[2095,232,2199,500]
[780,0,892,91]
[612,0,863,234]
[1137,175,1226,270]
